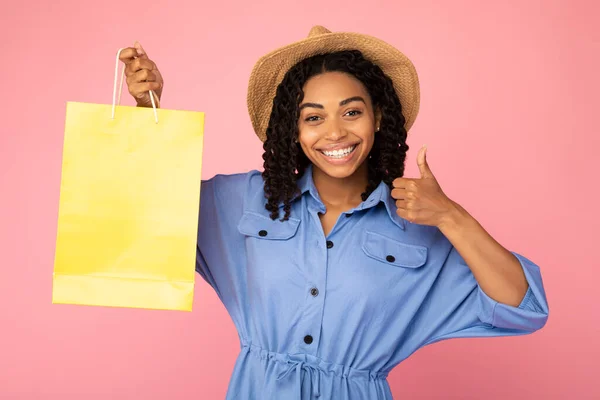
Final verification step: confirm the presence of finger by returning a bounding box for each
[417,145,434,179]
[128,81,162,99]
[118,47,139,64]
[390,188,409,200]
[395,207,415,223]
[392,177,415,188]
[125,58,157,74]
[134,41,149,59]
[125,58,157,76]
[392,188,418,202]
[395,199,407,209]
[395,199,420,211]
[126,69,157,86]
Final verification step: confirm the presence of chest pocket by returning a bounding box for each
[362,230,428,269]
[237,211,300,240]
[237,211,301,285]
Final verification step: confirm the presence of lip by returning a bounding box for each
[316,142,360,152]
[317,143,359,166]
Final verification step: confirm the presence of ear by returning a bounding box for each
[374,107,382,131]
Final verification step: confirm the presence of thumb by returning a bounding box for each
[134,41,148,59]
[417,145,433,178]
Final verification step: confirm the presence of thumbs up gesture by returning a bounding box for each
[391,145,458,227]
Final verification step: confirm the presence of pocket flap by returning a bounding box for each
[237,211,300,240]
[362,231,427,268]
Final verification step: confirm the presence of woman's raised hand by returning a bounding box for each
[119,42,163,108]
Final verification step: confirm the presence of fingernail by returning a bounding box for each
[134,41,144,55]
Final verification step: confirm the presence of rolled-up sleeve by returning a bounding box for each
[422,247,549,346]
[476,252,549,332]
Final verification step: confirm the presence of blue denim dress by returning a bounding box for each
[195,165,548,399]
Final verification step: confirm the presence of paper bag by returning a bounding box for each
[52,49,204,311]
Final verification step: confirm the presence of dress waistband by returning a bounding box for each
[241,342,389,382]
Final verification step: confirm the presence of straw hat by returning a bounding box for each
[247,25,420,142]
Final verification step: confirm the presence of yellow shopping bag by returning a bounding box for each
[52,49,204,311]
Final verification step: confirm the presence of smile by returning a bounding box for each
[319,144,357,159]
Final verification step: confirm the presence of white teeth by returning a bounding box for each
[321,145,356,158]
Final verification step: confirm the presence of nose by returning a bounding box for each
[324,118,347,141]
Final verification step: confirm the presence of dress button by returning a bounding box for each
[345,213,351,218]
[386,255,396,263]
[258,230,268,237]
[304,335,313,344]
[326,240,334,249]
[310,287,319,297]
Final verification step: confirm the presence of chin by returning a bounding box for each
[318,165,359,179]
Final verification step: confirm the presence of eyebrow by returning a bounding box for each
[299,96,366,111]
[340,96,366,106]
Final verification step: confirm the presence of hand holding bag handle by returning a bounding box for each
[112,48,159,123]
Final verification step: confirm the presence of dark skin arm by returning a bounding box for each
[391,146,528,307]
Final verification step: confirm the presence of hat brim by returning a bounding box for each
[247,31,420,142]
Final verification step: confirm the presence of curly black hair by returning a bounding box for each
[262,50,409,221]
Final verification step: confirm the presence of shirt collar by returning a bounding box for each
[291,164,406,230]
[296,164,321,203]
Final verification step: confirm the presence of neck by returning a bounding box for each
[312,162,369,209]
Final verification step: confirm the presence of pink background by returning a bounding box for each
[1,0,599,398]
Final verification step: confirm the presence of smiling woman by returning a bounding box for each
[299,70,382,236]
[299,75,377,174]
[120,25,549,399]
[262,51,408,230]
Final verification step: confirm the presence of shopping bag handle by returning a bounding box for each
[111,48,159,124]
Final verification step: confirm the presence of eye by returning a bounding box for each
[304,115,321,122]
[345,110,363,117]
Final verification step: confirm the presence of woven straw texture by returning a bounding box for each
[247,26,420,142]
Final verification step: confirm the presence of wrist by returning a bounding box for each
[438,200,470,233]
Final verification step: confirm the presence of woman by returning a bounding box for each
[119,26,548,399]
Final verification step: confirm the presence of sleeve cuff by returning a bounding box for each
[476,252,549,331]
